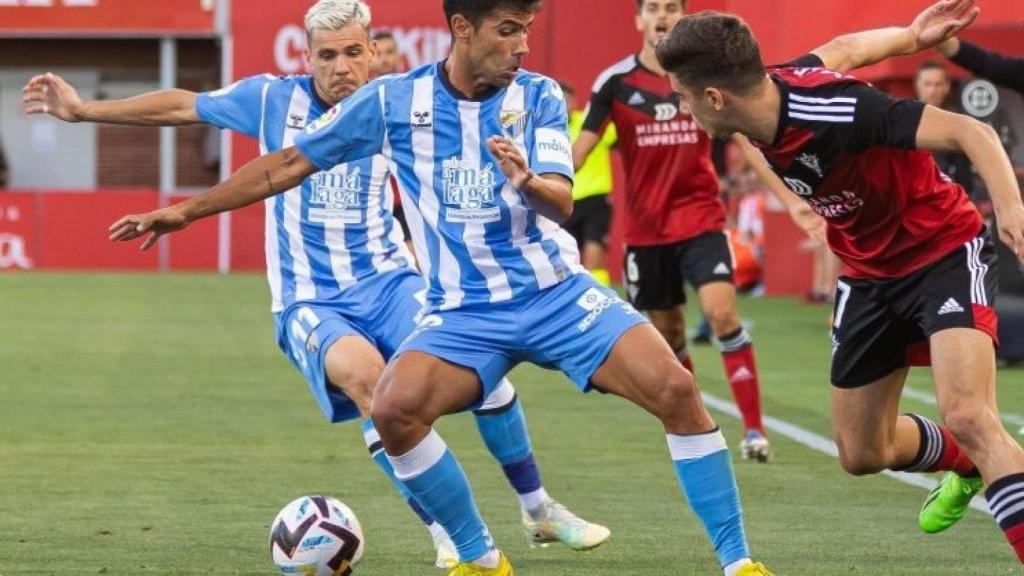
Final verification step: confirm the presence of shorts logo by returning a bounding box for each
[938,298,965,315]
[713,262,731,276]
[576,287,623,332]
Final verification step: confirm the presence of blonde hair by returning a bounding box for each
[304,0,372,39]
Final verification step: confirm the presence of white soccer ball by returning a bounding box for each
[270,495,365,576]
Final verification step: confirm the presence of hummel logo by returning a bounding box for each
[730,366,754,382]
[628,91,645,106]
[938,298,965,315]
[412,110,432,128]
[286,113,306,129]
[713,262,731,275]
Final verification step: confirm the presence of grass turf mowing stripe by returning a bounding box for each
[700,391,990,514]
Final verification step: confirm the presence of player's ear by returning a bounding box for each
[705,87,725,112]
[451,14,474,41]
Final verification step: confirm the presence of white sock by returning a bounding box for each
[472,548,500,569]
[724,558,752,576]
[426,521,448,545]
[519,487,551,514]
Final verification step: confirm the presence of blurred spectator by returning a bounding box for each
[719,140,765,294]
[915,60,976,202]
[0,137,8,189]
[939,38,1024,95]
[561,81,615,286]
[370,30,401,77]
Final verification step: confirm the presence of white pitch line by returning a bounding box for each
[901,386,1024,430]
[701,392,990,513]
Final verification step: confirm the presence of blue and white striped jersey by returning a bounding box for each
[295,63,583,312]
[195,74,415,312]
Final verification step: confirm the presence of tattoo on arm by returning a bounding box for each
[264,171,275,195]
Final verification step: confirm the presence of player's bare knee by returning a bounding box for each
[369,377,423,441]
[836,443,889,476]
[652,365,700,419]
[707,308,740,337]
[943,404,995,453]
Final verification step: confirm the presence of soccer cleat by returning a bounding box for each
[433,532,458,569]
[919,472,983,534]
[522,500,610,550]
[740,430,772,463]
[446,551,513,576]
[735,562,774,576]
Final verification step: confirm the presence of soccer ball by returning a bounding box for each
[270,495,365,576]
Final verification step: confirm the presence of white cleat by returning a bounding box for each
[522,500,610,551]
[432,529,458,569]
[740,430,772,463]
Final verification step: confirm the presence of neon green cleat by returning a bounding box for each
[919,472,984,534]
[735,562,775,576]
[446,551,513,576]
[522,500,610,551]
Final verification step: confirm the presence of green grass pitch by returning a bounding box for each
[1,273,1022,575]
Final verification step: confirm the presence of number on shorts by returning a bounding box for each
[626,252,639,284]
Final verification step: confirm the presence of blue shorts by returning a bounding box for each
[274,268,426,424]
[395,273,648,405]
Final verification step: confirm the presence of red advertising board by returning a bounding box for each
[0,0,216,36]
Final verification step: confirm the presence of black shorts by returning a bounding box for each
[562,195,611,247]
[624,231,734,310]
[831,230,999,388]
[393,202,412,242]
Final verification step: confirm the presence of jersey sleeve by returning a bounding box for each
[294,80,387,172]
[834,82,925,152]
[529,81,575,181]
[951,41,1024,95]
[581,72,615,134]
[773,53,825,69]
[195,74,276,139]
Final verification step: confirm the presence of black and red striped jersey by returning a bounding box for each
[582,54,724,246]
[753,54,983,279]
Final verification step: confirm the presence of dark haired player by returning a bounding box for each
[657,0,1024,564]
[574,0,772,462]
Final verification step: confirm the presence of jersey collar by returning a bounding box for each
[436,60,504,103]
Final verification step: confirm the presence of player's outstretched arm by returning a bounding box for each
[938,38,1024,95]
[572,130,601,172]
[733,135,827,243]
[109,147,317,250]
[489,136,573,223]
[22,72,200,126]
[917,106,1024,260]
[809,0,978,73]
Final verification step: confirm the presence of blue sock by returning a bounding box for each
[474,381,546,504]
[361,419,435,525]
[668,428,750,568]
[389,429,493,562]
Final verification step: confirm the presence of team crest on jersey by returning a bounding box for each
[797,153,824,178]
[309,168,363,224]
[306,105,340,134]
[442,157,500,223]
[500,110,528,139]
